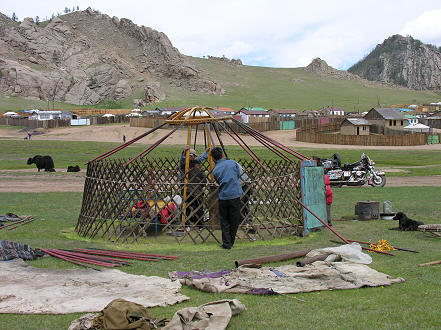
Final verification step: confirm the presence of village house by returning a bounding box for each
[237,107,269,123]
[270,109,298,119]
[404,114,419,126]
[363,108,406,131]
[213,107,235,115]
[340,118,371,135]
[28,109,62,120]
[420,102,441,112]
[155,107,187,116]
[318,106,345,117]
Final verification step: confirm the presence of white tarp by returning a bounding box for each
[3,111,18,116]
[0,259,189,314]
[404,123,430,133]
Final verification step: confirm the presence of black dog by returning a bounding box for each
[393,212,424,231]
[67,165,81,172]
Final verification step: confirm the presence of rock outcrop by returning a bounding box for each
[305,58,361,80]
[348,34,441,90]
[0,9,223,105]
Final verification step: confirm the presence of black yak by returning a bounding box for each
[27,155,55,172]
[393,212,424,231]
[67,165,80,172]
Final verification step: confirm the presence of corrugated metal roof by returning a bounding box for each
[319,107,344,112]
[271,109,298,114]
[373,108,406,120]
[155,107,186,111]
[240,110,269,115]
[343,118,371,126]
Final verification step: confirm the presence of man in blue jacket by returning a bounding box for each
[211,147,243,249]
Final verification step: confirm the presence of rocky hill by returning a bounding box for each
[348,34,441,90]
[0,8,222,105]
[305,57,361,80]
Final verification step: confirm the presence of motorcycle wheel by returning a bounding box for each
[371,174,386,187]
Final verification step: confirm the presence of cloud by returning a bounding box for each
[401,9,441,44]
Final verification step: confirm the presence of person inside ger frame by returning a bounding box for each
[179,146,209,178]
[211,147,243,250]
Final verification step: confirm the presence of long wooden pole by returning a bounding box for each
[205,124,215,182]
[182,125,192,224]
[89,123,167,163]
[419,260,441,267]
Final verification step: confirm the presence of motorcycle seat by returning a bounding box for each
[342,161,361,170]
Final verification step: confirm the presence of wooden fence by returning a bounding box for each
[294,117,344,131]
[0,118,71,129]
[90,115,129,125]
[296,130,428,146]
[72,109,133,116]
[130,116,282,132]
[130,117,167,128]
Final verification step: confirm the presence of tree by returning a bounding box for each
[35,16,40,25]
[76,6,79,10]
[64,7,70,14]
[11,12,18,22]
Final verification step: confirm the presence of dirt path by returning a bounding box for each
[2,125,441,150]
[1,124,440,192]
[0,169,439,193]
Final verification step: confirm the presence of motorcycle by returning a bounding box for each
[314,153,386,187]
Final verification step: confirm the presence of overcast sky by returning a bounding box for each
[1,1,441,69]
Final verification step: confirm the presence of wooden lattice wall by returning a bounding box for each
[76,158,303,244]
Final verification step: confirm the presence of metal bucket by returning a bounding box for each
[355,201,380,221]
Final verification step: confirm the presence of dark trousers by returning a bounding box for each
[219,198,242,248]
[326,204,332,225]
[186,193,204,226]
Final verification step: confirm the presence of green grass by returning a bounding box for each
[0,140,440,328]
[1,139,441,177]
[1,56,440,112]
[0,186,440,329]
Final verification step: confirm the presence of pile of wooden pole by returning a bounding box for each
[0,216,35,231]
[40,248,181,270]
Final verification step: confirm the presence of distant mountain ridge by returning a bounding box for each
[348,34,441,90]
[0,8,222,105]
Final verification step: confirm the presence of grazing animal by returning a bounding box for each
[67,165,80,172]
[393,212,424,231]
[27,155,55,172]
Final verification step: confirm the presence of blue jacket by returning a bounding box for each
[213,158,243,200]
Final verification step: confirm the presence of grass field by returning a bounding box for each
[0,187,440,329]
[0,140,440,329]
[1,56,441,112]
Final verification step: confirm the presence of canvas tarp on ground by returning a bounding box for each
[0,259,189,314]
[68,299,246,330]
[170,262,404,295]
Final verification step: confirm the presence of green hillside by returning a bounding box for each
[1,56,440,112]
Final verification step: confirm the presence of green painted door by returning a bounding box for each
[301,161,326,233]
[428,135,439,144]
[280,120,295,130]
